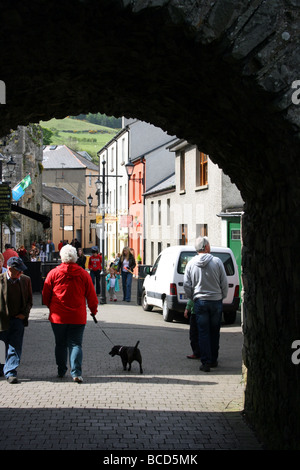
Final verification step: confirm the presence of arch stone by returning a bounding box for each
[0,0,299,449]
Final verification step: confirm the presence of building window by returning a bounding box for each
[59,205,64,228]
[180,151,185,192]
[121,138,125,165]
[110,146,114,172]
[89,219,95,242]
[196,223,208,237]
[138,171,142,202]
[196,151,208,187]
[132,174,136,202]
[158,242,162,255]
[180,224,188,245]
[151,201,154,225]
[231,229,241,240]
[167,198,170,225]
[158,200,161,225]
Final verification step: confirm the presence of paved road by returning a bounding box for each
[0,280,262,452]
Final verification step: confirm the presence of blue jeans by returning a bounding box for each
[51,323,85,378]
[90,270,100,295]
[194,299,223,365]
[0,317,25,378]
[121,271,133,301]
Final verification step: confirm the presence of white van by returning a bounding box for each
[141,245,240,323]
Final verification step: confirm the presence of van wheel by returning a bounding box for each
[223,311,236,324]
[162,299,174,322]
[142,290,153,311]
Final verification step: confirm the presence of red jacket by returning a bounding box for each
[88,254,102,271]
[42,262,98,324]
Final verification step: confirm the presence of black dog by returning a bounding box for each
[109,341,143,374]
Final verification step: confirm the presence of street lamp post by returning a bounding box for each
[99,158,106,304]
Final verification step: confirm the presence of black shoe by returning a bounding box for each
[7,376,18,384]
[210,361,218,367]
[199,363,210,372]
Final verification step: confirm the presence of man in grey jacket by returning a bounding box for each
[184,237,228,372]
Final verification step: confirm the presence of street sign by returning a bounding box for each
[0,182,11,215]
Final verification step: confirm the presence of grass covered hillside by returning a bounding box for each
[40,117,120,161]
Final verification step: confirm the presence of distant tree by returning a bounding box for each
[70,113,121,129]
[42,127,54,145]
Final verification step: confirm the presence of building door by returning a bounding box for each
[228,220,242,301]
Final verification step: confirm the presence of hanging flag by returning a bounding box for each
[12,174,32,201]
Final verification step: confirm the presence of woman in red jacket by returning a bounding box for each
[42,244,98,383]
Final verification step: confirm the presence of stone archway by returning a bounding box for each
[0,0,299,449]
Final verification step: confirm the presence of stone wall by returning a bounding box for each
[0,0,299,448]
[1,125,44,249]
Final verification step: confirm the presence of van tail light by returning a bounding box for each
[170,283,177,296]
[234,285,239,298]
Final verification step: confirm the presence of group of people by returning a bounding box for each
[2,240,56,263]
[0,234,226,385]
[0,242,137,384]
[82,246,136,303]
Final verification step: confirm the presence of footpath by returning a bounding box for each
[0,279,262,454]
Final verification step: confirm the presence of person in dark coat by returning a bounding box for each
[0,257,33,383]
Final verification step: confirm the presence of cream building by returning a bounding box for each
[144,140,244,273]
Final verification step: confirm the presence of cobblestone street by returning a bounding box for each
[0,284,262,453]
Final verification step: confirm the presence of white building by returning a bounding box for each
[97,126,130,262]
[144,140,244,282]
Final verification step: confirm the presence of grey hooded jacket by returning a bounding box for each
[183,254,228,301]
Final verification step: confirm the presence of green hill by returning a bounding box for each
[40,117,120,160]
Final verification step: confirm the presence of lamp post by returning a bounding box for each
[87,193,93,213]
[99,157,106,304]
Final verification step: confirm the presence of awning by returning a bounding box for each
[11,204,50,229]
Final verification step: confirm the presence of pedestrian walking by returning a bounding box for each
[117,247,136,302]
[106,264,120,301]
[42,244,98,383]
[46,239,55,261]
[88,246,102,296]
[3,244,18,268]
[76,248,86,269]
[183,236,228,372]
[0,256,33,383]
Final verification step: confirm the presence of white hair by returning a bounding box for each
[195,236,209,252]
[60,244,78,263]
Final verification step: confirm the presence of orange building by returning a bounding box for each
[126,158,145,270]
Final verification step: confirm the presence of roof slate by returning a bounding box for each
[42,145,99,171]
[42,185,86,205]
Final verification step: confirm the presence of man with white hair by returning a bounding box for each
[42,244,98,383]
[183,237,228,372]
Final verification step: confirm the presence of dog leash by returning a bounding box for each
[91,314,115,345]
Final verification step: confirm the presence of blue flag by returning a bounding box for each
[12,174,32,201]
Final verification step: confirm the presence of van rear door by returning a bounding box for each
[176,250,196,305]
[144,253,163,308]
